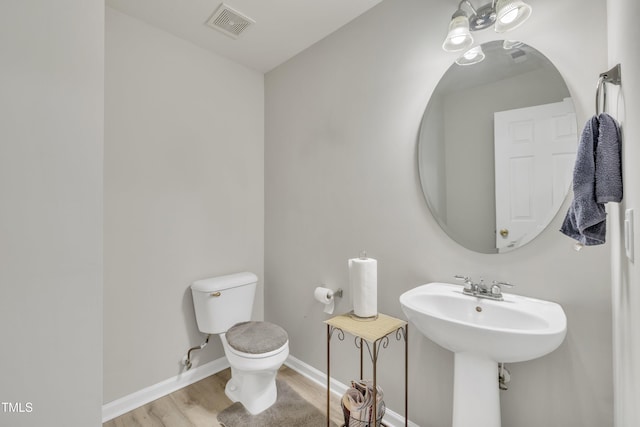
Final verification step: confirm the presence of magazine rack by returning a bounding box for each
[325,313,408,427]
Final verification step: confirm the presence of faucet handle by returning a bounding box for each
[454,275,474,291]
[454,275,472,285]
[492,280,514,288]
[490,281,514,297]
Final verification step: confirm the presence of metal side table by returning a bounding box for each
[325,313,408,427]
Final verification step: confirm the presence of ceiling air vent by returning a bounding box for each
[205,3,255,39]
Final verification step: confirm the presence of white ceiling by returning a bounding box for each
[106,0,384,73]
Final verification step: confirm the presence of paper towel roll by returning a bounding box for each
[314,286,335,314]
[349,257,377,318]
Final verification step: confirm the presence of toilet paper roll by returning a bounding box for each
[314,286,335,314]
[349,257,377,318]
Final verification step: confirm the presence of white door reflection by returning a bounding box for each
[493,98,577,252]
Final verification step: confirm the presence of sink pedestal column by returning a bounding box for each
[452,352,501,427]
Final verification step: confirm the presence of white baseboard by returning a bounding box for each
[285,355,419,427]
[102,357,229,423]
[103,354,418,426]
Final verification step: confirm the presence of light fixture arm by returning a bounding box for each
[455,0,501,31]
[456,0,497,16]
[457,0,477,16]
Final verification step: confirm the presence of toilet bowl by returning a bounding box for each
[190,272,289,415]
[221,331,289,414]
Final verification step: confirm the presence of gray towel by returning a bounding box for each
[560,113,622,245]
[596,113,623,203]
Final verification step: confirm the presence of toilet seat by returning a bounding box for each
[225,340,289,359]
[226,321,288,355]
[221,333,288,371]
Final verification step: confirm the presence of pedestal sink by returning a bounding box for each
[399,282,567,427]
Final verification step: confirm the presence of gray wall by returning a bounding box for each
[607,0,640,425]
[265,0,612,426]
[104,8,264,403]
[0,1,103,426]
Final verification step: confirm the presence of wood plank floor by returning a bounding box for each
[104,366,344,427]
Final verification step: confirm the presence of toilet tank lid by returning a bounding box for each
[191,272,258,292]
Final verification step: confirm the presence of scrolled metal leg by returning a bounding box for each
[327,324,330,427]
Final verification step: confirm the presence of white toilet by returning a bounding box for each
[191,272,289,415]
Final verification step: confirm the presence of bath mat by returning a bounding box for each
[217,379,337,427]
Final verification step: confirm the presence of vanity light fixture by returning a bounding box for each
[442,0,532,52]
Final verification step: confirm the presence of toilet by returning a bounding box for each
[191,272,289,415]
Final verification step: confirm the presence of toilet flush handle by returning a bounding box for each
[210,292,221,297]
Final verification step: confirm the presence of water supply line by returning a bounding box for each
[183,334,210,370]
[498,362,511,390]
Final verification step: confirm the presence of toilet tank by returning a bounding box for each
[191,272,257,334]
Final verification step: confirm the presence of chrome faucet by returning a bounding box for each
[454,276,514,301]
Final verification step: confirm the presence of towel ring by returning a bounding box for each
[595,75,606,115]
[595,64,622,115]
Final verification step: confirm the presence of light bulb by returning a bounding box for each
[464,50,478,60]
[494,0,532,33]
[451,35,468,46]
[456,46,485,66]
[499,9,518,24]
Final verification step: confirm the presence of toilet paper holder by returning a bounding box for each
[330,288,343,298]
[315,286,343,299]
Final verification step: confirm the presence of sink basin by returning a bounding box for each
[399,282,567,363]
[399,282,567,427]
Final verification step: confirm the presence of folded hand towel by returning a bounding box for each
[560,113,623,246]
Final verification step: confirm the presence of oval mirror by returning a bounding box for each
[419,40,578,253]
